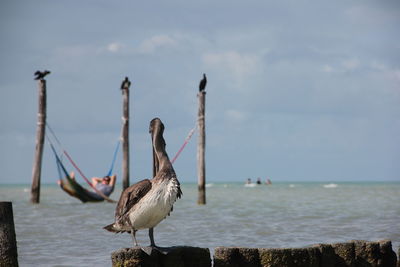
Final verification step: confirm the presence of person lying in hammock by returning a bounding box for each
[57,172,116,202]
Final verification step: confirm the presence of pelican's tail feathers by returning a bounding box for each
[103,223,130,234]
[104,223,119,233]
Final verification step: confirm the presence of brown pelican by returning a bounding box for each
[120,76,131,90]
[104,118,182,247]
[199,73,207,92]
[34,70,51,80]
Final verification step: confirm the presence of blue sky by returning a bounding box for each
[0,1,399,184]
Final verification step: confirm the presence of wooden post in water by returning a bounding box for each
[197,74,207,205]
[30,71,49,204]
[0,202,19,267]
[121,77,131,190]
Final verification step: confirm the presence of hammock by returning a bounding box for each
[58,174,116,203]
[50,141,117,203]
[46,123,118,203]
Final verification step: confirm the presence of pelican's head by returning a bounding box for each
[149,118,164,134]
[149,118,166,150]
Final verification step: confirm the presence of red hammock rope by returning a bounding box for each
[171,127,196,164]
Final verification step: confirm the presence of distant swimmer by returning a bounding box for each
[199,73,207,92]
[34,70,51,80]
[266,178,272,185]
[256,177,262,185]
[245,178,256,187]
[120,76,131,89]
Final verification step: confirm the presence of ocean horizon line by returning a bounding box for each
[1,180,399,186]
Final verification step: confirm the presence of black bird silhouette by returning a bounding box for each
[34,70,51,80]
[121,77,131,90]
[199,73,207,92]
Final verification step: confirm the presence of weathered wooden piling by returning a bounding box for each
[121,77,131,190]
[30,76,47,203]
[0,202,19,267]
[197,74,207,205]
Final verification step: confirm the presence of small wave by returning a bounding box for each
[323,183,338,188]
[205,183,214,188]
[244,183,257,188]
[289,184,296,188]
[23,188,30,193]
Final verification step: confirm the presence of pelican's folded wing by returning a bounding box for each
[115,179,152,218]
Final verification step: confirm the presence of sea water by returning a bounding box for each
[1,181,399,267]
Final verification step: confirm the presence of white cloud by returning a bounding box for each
[368,62,400,83]
[342,58,359,71]
[107,42,124,53]
[345,5,399,26]
[225,109,247,122]
[321,59,360,73]
[138,34,177,54]
[54,45,95,58]
[202,51,261,83]
[322,64,334,73]
[383,68,400,84]
[370,61,387,71]
[394,70,400,81]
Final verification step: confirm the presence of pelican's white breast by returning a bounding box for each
[129,178,180,230]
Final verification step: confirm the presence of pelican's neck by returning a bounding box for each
[152,149,158,178]
[152,131,172,172]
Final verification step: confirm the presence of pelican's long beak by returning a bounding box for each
[150,118,163,176]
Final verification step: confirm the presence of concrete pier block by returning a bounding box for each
[111,240,397,267]
[0,202,18,267]
[313,244,336,267]
[314,240,398,267]
[214,246,320,267]
[111,246,211,267]
[354,240,381,266]
[377,240,397,267]
[258,247,320,267]
[398,247,400,267]
[331,242,356,267]
[213,247,261,267]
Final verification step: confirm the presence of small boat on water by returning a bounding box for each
[323,183,338,188]
[244,177,272,187]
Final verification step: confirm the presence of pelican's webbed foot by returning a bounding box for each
[141,246,172,255]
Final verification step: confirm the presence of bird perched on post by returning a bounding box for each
[104,118,182,248]
[34,70,51,80]
[199,73,207,92]
[120,76,131,90]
